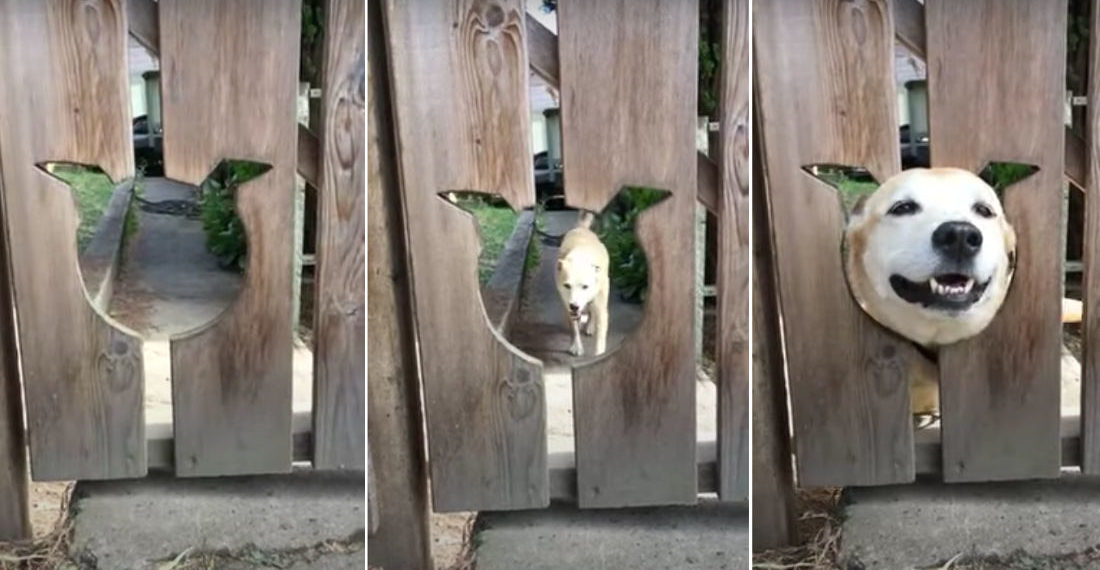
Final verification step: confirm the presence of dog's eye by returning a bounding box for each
[581,284,589,290]
[886,200,920,216]
[563,284,572,290]
[973,202,995,218]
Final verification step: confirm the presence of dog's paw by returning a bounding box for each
[569,342,584,357]
[583,322,594,336]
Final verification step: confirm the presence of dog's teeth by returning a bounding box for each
[963,279,974,294]
[929,277,940,290]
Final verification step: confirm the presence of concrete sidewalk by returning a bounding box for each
[70,470,364,570]
[474,500,749,570]
[839,474,1100,569]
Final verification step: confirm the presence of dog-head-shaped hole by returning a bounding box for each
[40,159,269,340]
[440,186,668,365]
[805,162,1035,348]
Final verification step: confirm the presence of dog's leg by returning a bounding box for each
[569,318,584,356]
[583,310,595,336]
[594,287,609,355]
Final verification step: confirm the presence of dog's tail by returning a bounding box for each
[576,209,596,230]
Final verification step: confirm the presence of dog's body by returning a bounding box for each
[555,211,610,357]
[845,168,1017,347]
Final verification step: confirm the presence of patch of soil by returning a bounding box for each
[753,487,843,569]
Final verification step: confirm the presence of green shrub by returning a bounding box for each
[199,161,270,271]
[595,187,668,303]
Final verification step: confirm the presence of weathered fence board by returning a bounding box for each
[927,0,1064,482]
[0,0,145,480]
[383,0,547,511]
[0,155,27,538]
[160,0,299,476]
[751,106,797,550]
[366,2,431,559]
[312,0,365,471]
[717,0,750,501]
[754,0,917,486]
[560,0,698,507]
[1085,0,1100,475]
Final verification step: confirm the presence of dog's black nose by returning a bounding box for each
[569,303,580,312]
[932,221,982,260]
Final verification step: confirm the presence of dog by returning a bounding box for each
[844,167,1018,420]
[844,167,1017,347]
[555,210,610,357]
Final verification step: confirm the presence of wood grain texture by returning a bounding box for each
[891,0,1087,192]
[159,0,299,476]
[717,0,750,502]
[0,154,28,538]
[559,0,698,507]
[126,0,157,54]
[0,0,145,481]
[754,0,917,486]
[383,0,547,511]
[311,0,365,471]
[1079,0,1100,474]
[750,103,797,549]
[367,5,431,561]
[927,0,1064,482]
[525,16,558,86]
[297,124,321,189]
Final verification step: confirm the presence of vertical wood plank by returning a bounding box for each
[926,0,1064,482]
[753,0,917,486]
[1085,0,1100,475]
[717,0,750,501]
[559,0,699,507]
[160,0,299,476]
[383,0,548,511]
[750,103,798,550]
[366,1,431,563]
[0,0,145,481]
[312,0,365,471]
[0,152,28,537]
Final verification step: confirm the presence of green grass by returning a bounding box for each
[814,169,879,212]
[456,197,530,285]
[49,164,117,251]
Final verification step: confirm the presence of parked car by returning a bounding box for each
[534,151,565,209]
[133,114,164,176]
[899,124,930,169]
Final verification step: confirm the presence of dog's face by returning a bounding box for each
[844,168,1016,346]
[555,252,602,318]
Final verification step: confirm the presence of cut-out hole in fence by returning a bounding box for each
[440,186,667,367]
[42,160,270,340]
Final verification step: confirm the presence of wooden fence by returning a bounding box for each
[369,0,749,565]
[0,0,365,540]
[752,0,1099,545]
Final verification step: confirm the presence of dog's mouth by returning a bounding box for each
[889,273,990,311]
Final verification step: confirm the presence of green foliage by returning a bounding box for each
[698,1,721,118]
[812,167,879,213]
[595,187,668,303]
[456,196,521,285]
[300,0,325,83]
[199,161,270,271]
[980,162,1038,199]
[49,164,117,252]
[1067,0,1089,89]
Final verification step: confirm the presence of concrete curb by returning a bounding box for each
[80,179,135,312]
[483,209,535,335]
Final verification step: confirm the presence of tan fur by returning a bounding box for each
[844,168,1017,418]
[555,211,610,357]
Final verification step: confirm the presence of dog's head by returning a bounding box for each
[555,251,602,319]
[844,167,1017,346]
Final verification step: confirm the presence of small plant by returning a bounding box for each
[595,187,669,303]
[198,161,270,271]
